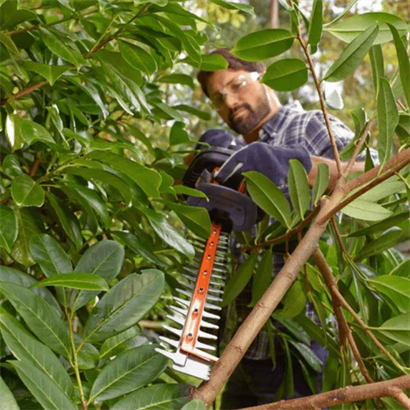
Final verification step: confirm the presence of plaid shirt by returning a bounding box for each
[237,102,378,360]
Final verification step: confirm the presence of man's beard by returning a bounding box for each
[227,90,271,135]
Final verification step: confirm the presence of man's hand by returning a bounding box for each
[214,141,312,186]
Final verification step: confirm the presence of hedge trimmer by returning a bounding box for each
[156,148,259,380]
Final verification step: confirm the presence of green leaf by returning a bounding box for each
[354,227,403,261]
[71,240,124,310]
[368,276,410,314]
[349,212,409,238]
[199,53,228,71]
[0,313,73,397]
[46,192,82,249]
[0,1,37,30]
[170,121,190,145]
[378,313,410,345]
[111,383,189,410]
[0,32,18,55]
[181,399,207,410]
[32,273,109,292]
[113,231,168,269]
[166,202,211,240]
[387,23,410,106]
[5,114,23,151]
[288,159,310,221]
[262,59,308,92]
[83,271,164,343]
[369,45,384,95]
[342,199,392,221]
[145,208,195,257]
[249,250,272,307]
[377,77,399,168]
[24,62,72,86]
[100,327,147,360]
[209,0,254,16]
[323,24,378,82]
[232,29,294,61]
[390,259,410,278]
[157,74,195,90]
[39,27,85,68]
[0,376,19,410]
[89,344,168,401]
[2,154,23,177]
[0,204,17,253]
[173,185,208,198]
[281,280,307,318]
[77,342,99,370]
[325,13,407,45]
[312,163,329,206]
[87,151,162,198]
[396,114,410,142]
[61,166,132,205]
[30,234,72,277]
[0,282,71,358]
[11,174,45,208]
[307,0,323,47]
[20,120,58,148]
[222,253,257,307]
[360,180,404,202]
[244,171,292,228]
[173,104,212,121]
[11,360,76,410]
[118,40,157,76]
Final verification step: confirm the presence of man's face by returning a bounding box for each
[206,69,271,135]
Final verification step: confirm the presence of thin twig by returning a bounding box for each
[29,154,42,177]
[1,80,47,105]
[331,217,347,254]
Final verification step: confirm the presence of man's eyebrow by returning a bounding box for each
[210,76,241,98]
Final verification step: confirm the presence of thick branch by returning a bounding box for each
[312,249,373,384]
[240,375,410,410]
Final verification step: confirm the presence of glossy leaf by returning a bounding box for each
[83,270,164,343]
[71,240,124,310]
[169,121,190,145]
[173,104,212,121]
[390,259,410,278]
[100,327,147,360]
[262,59,308,92]
[342,199,392,221]
[173,185,208,198]
[11,174,45,208]
[145,208,195,257]
[232,29,294,61]
[89,344,168,401]
[87,151,162,198]
[378,313,410,345]
[11,360,76,410]
[2,154,23,177]
[360,180,404,202]
[166,202,211,240]
[368,276,410,314]
[354,227,403,261]
[377,77,399,168]
[288,159,310,221]
[387,23,410,106]
[32,273,109,291]
[157,73,195,89]
[324,24,378,82]
[199,53,228,71]
[0,313,73,397]
[348,212,409,237]
[111,383,189,410]
[250,250,273,307]
[5,114,23,151]
[289,340,323,372]
[209,0,254,16]
[0,32,18,55]
[0,1,37,30]
[0,376,19,410]
[119,40,157,76]
[0,282,71,358]
[0,204,18,253]
[281,280,307,318]
[181,399,207,410]
[24,62,72,86]
[222,253,257,307]
[20,120,57,148]
[312,163,329,206]
[244,171,292,228]
[307,0,323,47]
[325,13,407,45]
[39,27,85,68]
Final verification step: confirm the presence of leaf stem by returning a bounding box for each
[67,310,88,410]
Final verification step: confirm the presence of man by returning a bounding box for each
[194,49,377,409]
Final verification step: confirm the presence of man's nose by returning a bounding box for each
[223,92,239,108]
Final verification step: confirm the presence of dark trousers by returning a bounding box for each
[220,342,327,409]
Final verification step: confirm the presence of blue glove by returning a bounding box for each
[214,141,312,186]
[195,129,246,151]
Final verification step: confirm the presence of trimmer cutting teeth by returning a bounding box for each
[156,148,260,380]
